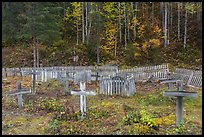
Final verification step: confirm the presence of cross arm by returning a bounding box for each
[8,89,31,96]
[160,79,181,84]
[163,91,197,98]
[71,90,96,96]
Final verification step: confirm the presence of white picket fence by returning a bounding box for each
[2,65,118,82]
[118,64,169,82]
[2,64,202,88]
[100,74,135,96]
[171,68,202,88]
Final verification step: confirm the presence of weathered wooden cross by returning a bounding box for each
[163,80,197,126]
[8,82,31,109]
[57,72,74,96]
[24,69,40,94]
[160,79,183,91]
[71,71,96,119]
[91,70,102,81]
[11,68,22,77]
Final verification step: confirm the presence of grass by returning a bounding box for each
[2,76,202,135]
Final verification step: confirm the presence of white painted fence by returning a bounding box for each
[100,74,135,96]
[2,65,202,88]
[172,68,202,87]
[118,64,169,82]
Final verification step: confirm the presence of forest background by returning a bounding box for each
[2,2,202,69]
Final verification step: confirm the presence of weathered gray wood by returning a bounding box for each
[71,90,96,96]
[74,70,91,83]
[100,74,135,96]
[163,91,197,98]
[176,96,183,125]
[71,81,96,119]
[161,79,182,91]
[164,90,197,126]
[8,82,31,109]
[2,65,201,88]
[187,72,194,86]
[58,76,73,96]
[9,89,31,95]
[24,70,41,94]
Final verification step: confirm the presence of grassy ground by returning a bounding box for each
[2,76,202,135]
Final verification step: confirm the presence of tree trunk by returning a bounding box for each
[77,21,79,45]
[197,2,201,22]
[36,39,39,68]
[134,2,138,41]
[82,2,85,43]
[160,2,164,29]
[87,2,92,45]
[97,5,100,65]
[85,2,88,40]
[184,8,187,48]
[164,2,168,47]
[114,35,117,60]
[124,3,127,48]
[118,2,122,43]
[127,3,130,42]
[178,2,180,39]
[167,2,170,45]
[33,37,36,68]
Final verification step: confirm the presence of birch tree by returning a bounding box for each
[183,3,188,48]
[66,2,82,45]
[134,2,138,41]
[82,2,85,43]
[126,3,130,42]
[85,2,88,39]
[118,2,122,43]
[164,2,168,47]
[124,3,127,48]
[178,2,180,39]
[167,2,170,45]
[87,2,92,45]
[160,2,164,30]
[96,4,101,64]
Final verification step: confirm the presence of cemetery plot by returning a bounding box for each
[2,69,202,135]
[100,75,135,96]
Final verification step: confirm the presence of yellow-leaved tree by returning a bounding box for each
[100,2,118,63]
[128,3,163,65]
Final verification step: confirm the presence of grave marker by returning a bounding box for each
[71,71,96,119]
[100,74,135,96]
[23,69,41,94]
[160,79,182,91]
[57,73,74,96]
[163,80,197,126]
[8,82,31,109]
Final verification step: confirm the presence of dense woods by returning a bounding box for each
[2,2,202,69]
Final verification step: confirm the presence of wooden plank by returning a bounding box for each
[163,91,197,97]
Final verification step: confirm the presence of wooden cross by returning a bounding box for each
[8,82,31,109]
[71,81,96,119]
[11,68,22,77]
[24,69,40,94]
[91,70,102,81]
[57,73,74,96]
[163,80,197,126]
[160,79,183,91]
